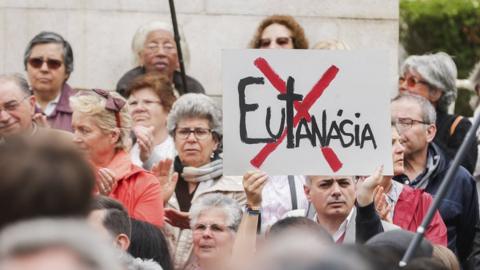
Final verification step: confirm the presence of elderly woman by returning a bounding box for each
[187,194,242,270]
[160,93,245,269]
[126,73,177,170]
[399,52,477,173]
[70,89,164,227]
[116,21,204,97]
[24,31,76,132]
[249,15,309,49]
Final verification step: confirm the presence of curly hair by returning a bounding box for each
[249,15,309,49]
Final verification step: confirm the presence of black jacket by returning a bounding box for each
[394,143,479,265]
[116,66,205,97]
[434,110,477,174]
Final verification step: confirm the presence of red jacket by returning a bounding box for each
[393,185,447,246]
[98,150,164,227]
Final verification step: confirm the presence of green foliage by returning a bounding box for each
[400,0,480,78]
[400,0,480,115]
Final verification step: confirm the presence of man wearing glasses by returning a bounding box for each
[391,93,478,267]
[0,73,71,143]
[24,31,76,132]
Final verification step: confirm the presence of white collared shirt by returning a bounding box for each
[330,208,355,242]
[38,93,61,116]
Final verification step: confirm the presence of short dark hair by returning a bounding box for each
[90,195,132,239]
[24,31,74,76]
[128,219,173,270]
[269,216,333,242]
[0,137,94,229]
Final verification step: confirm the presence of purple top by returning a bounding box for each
[34,83,76,133]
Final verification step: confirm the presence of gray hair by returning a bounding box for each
[392,93,437,124]
[167,93,222,137]
[401,52,457,112]
[0,218,123,270]
[131,20,189,67]
[189,194,242,232]
[0,73,31,96]
[24,31,74,76]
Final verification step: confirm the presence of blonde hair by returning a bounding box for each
[70,90,132,151]
[432,245,460,270]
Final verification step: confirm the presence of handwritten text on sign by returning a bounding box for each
[223,50,394,175]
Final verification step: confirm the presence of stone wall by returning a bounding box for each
[0,0,398,98]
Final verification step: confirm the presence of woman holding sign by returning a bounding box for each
[156,93,246,270]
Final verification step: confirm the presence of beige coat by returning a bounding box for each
[165,175,246,270]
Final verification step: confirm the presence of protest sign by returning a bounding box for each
[223,50,395,175]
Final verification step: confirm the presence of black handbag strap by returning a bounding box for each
[288,175,298,210]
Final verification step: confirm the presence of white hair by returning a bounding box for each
[131,20,190,68]
[189,194,242,232]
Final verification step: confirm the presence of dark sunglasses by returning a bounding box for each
[399,76,430,88]
[259,37,293,48]
[28,57,63,70]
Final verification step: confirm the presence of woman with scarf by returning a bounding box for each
[70,89,164,227]
[159,93,245,270]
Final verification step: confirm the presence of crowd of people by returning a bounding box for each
[1,13,480,270]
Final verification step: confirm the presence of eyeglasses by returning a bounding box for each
[192,223,234,234]
[28,57,63,70]
[394,117,430,132]
[0,96,30,114]
[259,37,293,48]
[144,42,176,53]
[399,75,430,88]
[175,127,212,140]
[128,99,162,108]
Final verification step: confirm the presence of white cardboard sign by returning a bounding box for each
[222,50,394,175]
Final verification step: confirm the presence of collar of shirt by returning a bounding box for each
[384,180,404,220]
[37,93,61,116]
[331,208,355,242]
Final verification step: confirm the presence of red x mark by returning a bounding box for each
[249,57,343,172]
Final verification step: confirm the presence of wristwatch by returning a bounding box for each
[246,205,261,216]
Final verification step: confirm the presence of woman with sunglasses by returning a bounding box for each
[249,15,309,49]
[399,52,477,174]
[248,15,310,233]
[70,89,164,228]
[157,93,245,270]
[24,31,76,132]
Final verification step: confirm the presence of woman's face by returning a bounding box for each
[72,111,118,166]
[174,117,218,167]
[140,30,178,79]
[192,208,235,263]
[26,43,68,95]
[128,88,168,132]
[259,23,294,49]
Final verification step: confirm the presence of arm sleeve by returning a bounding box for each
[457,174,479,264]
[131,174,165,227]
[355,202,383,244]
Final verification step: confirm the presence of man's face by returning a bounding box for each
[0,80,35,138]
[304,176,356,220]
[391,100,435,158]
[140,30,178,80]
[391,127,405,176]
